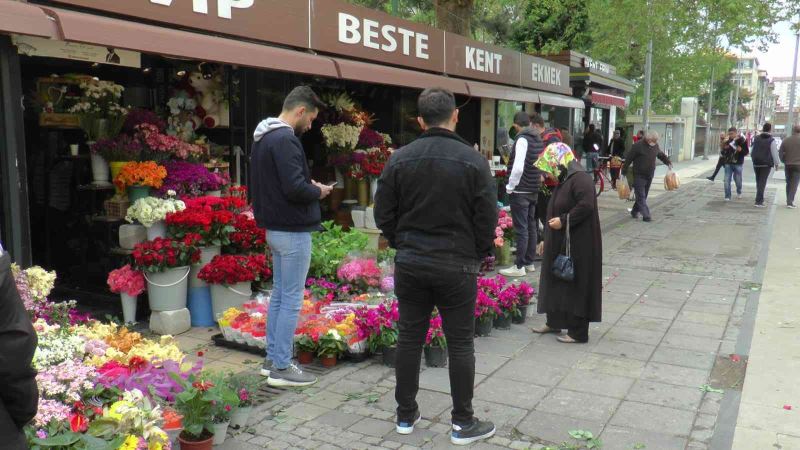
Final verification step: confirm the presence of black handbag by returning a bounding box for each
[552,214,575,282]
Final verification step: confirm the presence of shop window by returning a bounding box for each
[496,100,523,155]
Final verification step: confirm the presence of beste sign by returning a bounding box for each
[337,13,429,60]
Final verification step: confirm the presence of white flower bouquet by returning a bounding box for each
[321,123,361,153]
[125,194,186,228]
[68,79,128,141]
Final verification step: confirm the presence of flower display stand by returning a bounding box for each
[353,227,382,252]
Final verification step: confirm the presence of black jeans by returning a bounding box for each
[536,190,551,243]
[546,312,589,343]
[394,263,477,425]
[509,193,537,268]
[610,168,621,188]
[631,175,654,220]
[709,157,724,180]
[754,166,772,205]
[786,165,800,206]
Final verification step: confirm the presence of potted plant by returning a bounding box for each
[494,209,514,266]
[155,161,223,199]
[229,373,260,429]
[494,278,515,330]
[317,329,347,368]
[512,282,535,325]
[336,256,383,294]
[294,334,318,365]
[172,376,216,450]
[206,371,240,445]
[424,310,447,367]
[107,264,145,324]
[474,289,500,337]
[125,192,187,240]
[198,254,271,319]
[132,235,201,312]
[114,161,168,203]
[371,324,398,368]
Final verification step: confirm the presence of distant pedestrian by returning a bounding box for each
[751,122,780,208]
[583,124,603,176]
[375,87,498,446]
[622,130,672,222]
[252,86,332,387]
[0,243,39,449]
[500,112,545,278]
[559,127,573,148]
[533,143,602,343]
[633,130,645,143]
[706,133,726,182]
[779,124,800,208]
[607,130,626,189]
[720,127,748,201]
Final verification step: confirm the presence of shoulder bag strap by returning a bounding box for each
[565,214,571,258]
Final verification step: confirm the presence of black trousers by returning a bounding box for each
[394,263,477,425]
[536,190,551,244]
[786,165,800,206]
[709,157,724,180]
[631,175,654,220]
[610,168,621,188]
[754,166,772,205]
[546,311,589,342]
[509,193,537,268]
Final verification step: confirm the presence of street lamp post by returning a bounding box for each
[704,66,715,160]
[642,0,654,131]
[787,28,800,136]
[733,56,741,128]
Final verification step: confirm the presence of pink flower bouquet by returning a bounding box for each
[107,265,146,297]
[494,209,514,247]
[336,257,382,292]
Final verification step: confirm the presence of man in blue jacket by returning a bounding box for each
[251,86,332,387]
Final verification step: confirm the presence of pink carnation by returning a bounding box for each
[107,265,146,297]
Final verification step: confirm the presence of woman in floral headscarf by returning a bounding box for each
[532,143,602,343]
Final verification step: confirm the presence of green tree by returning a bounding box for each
[508,0,589,54]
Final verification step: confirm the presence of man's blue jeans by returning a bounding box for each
[724,164,743,199]
[266,230,312,370]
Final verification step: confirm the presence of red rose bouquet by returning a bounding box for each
[132,235,201,272]
[362,146,392,177]
[227,214,266,254]
[197,254,272,286]
[166,196,242,246]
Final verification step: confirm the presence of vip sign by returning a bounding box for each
[149,0,253,19]
[338,13,430,60]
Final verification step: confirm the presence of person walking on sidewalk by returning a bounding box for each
[720,127,748,201]
[752,122,781,208]
[251,86,332,387]
[532,143,602,343]
[779,124,800,208]
[582,124,603,177]
[622,130,672,222]
[606,129,626,189]
[374,88,498,446]
[500,112,545,278]
[0,243,39,450]
[706,133,727,182]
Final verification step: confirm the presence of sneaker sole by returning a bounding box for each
[450,428,496,446]
[260,368,270,377]
[266,376,317,388]
[396,416,422,435]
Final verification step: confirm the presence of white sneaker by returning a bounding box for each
[525,264,536,272]
[737,193,742,200]
[724,198,731,202]
[499,266,526,277]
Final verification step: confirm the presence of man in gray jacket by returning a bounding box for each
[779,124,800,208]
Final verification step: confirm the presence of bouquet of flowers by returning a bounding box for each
[82,388,171,449]
[125,194,186,228]
[425,310,446,348]
[35,359,97,405]
[107,265,146,297]
[123,108,167,135]
[32,329,86,370]
[197,254,271,286]
[165,197,238,247]
[68,79,128,141]
[362,146,392,177]
[336,256,382,293]
[154,161,222,198]
[494,209,514,247]
[321,123,361,154]
[114,161,167,191]
[226,214,266,254]
[90,134,143,162]
[132,235,201,273]
[135,123,208,162]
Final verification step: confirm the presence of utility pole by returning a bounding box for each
[727,90,734,127]
[733,55,742,128]
[787,27,800,136]
[704,66,715,160]
[642,0,654,131]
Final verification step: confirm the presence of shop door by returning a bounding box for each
[664,124,675,159]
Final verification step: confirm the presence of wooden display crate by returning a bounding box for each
[104,198,130,220]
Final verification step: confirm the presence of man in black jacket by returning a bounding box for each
[250,86,332,388]
[500,112,545,278]
[719,127,748,201]
[751,122,781,207]
[0,244,39,449]
[622,130,672,222]
[375,88,497,446]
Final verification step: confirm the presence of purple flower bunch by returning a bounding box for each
[123,108,167,134]
[36,359,98,404]
[306,277,339,302]
[380,276,394,293]
[95,358,202,402]
[155,161,222,198]
[90,134,143,161]
[475,289,501,319]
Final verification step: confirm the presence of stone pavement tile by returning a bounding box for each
[668,321,726,339]
[283,403,330,421]
[490,324,539,342]
[681,301,734,315]
[643,288,691,300]
[535,389,621,422]
[609,401,695,436]
[616,315,672,332]
[474,336,531,357]
[677,310,730,327]
[590,337,656,361]
[531,333,593,352]
[382,427,437,447]
[517,344,586,367]
[517,410,605,445]
[348,364,395,384]
[419,367,485,394]
[575,354,646,378]
[474,353,509,375]
[735,403,800,436]
[661,332,721,353]
[778,434,800,448]
[603,326,666,346]
[651,345,716,370]
[327,378,375,396]
[731,428,779,450]
[202,359,242,371]
[311,410,364,429]
[557,369,635,399]
[625,304,681,320]
[599,425,688,450]
[306,390,348,410]
[444,399,527,434]
[216,439,265,450]
[626,380,704,411]
[719,339,737,355]
[602,302,632,313]
[348,417,395,438]
[494,357,570,386]
[687,294,735,306]
[474,377,548,409]
[641,362,709,388]
[692,283,737,296]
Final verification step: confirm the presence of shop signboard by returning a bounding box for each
[310,1,445,73]
[13,35,141,68]
[47,0,309,48]
[520,54,571,95]
[444,33,520,86]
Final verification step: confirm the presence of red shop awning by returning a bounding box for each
[0,1,58,39]
[591,91,627,108]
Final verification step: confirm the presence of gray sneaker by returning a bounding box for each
[260,359,273,377]
[267,363,318,387]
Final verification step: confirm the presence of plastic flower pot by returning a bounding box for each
[297,350,315,365]
[382,345,397,368]
[144,266,190,312]
[494,313,512,330]
[230,406,252,429]
[475,317,493,337]
[187,286,215,327]
[178,433,213,450]
[320,355,338,368]
[127,185,151,203]
[90,152,110,185]
[357,178,369,206]
[120,293,138,324]
[512,305,528,324]
[497,241,512,266]
[118,224,146,250]
[210,281,252,319]
[212,421,230,445]
[189,245,222,289]
[109,161,127,195]
[424,346,447,368]
[146,220,167,240]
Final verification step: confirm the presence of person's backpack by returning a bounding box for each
[751,135,775,167]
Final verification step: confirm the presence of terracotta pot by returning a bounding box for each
[320,355,337,368]
[178,432,213,450]
[297,350,314,365]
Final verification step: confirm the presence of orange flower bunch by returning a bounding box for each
[114,161,167,190]
[104,327,143,353]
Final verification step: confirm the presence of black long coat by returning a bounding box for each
[537,161,603,322]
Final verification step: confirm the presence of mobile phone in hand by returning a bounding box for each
[326,181,339,187]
